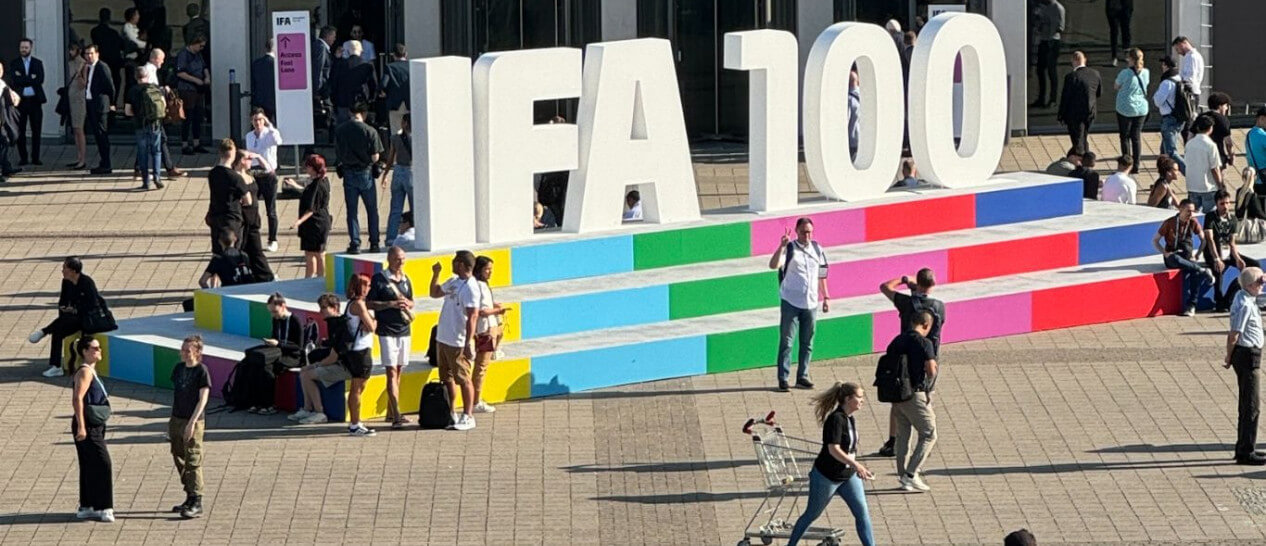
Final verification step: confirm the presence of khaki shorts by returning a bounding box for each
[473,350,493,383]
[436,343,471,383]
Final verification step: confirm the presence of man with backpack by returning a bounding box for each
[1153,56,1192,174]
[877,269,946,458]
[125,64,166,191]
[768,217,831,392]
[874,311,939,492]
[198,232,253,288]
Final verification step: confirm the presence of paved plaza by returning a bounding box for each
[2,132,1266,544]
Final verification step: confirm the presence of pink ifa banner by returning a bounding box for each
[277,33,307,91]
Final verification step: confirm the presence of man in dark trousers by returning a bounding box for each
[83,45,116,175]
[330,41,376,126]
[380,44,410,135]
[206,139,246,253]
[250,38,276,122]
[1057,50,1101,155]
[9,38,46,166]
[877,269,946,458]
[1226,266,1266,466]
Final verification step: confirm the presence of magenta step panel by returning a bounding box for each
[828,250,949,299]
[750,209,867,256]
[940,293,1032,343]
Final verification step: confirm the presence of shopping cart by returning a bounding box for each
[737,411,846,546]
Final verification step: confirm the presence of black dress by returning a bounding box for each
[239,176,275,281]
[298,176,332,252]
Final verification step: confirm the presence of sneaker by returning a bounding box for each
[473,401,496,413]
[180,503,203,519]
[450,414,476,431]
[266,241,278,252]
[299,412,328,424]
[288,409,313,421]
[28,329,45,343]
[1182,306,1196,317]
[877,438,896,457]
[154,180,166,189]
[900,473,931,492]
[346,246,361,255]
[777,380,790,392]
[76,506,98,519]
[258,407,277,415]
[42,367,65,378]
[98,509,115,522]
[795,377,815,389]
[349,424,377,436]
[247,407,260,414]
[391,419,404,430]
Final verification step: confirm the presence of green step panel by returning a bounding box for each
[249,301,273,339]
[669,271,780,319]
[705,312,875,374]
[152,346,181,390]
[632,223,751,270]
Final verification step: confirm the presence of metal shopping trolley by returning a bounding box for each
[737,411,846,546]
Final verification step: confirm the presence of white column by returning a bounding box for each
[988,0,1027,135]
[796,0,834,80]
[403,1,441,58]
[25,0,64,138]
[210,0,251,140]
[601,0,637,41]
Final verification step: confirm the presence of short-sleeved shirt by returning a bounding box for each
[1205,211,1238,257]
[778,241,828,310]
[1231,290,1264,349]
[174,47,206,93]
[436,276,479,348]
[476,280,502,335]
[1185,134,1223,194]
[369,270,414,337]
[1245,127,1266,176]
[207,165,246,220]
[334,120,384,170]
[813,407,857,482]
[1101,172,1137,204]
[892,292,945,356]
[1114,68,1150,118]
[171,363,211,420]
[205,249,252,286]
[1206,112,1233,166]
[886,331,936,391]
[1157,215,1202,254]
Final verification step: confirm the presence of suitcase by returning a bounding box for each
[417,381,454,429]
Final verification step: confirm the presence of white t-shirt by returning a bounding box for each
[1185,133,1222,194]
[1101,172,1138,204]
[436,276,479,348]
[778,241,828,310]
[623,202,643,221]
[475,281,501,335]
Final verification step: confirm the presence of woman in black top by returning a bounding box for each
[28,257,103,377]
[234,150,274,282]
[70,335,114,522]
[293,154,332,279]
[787,382,875,546]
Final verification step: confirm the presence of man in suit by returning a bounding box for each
[330,41,376,127]
[1057,51,1101,155]
[312,26,336,98]
[83,45,116,174]
[9,38,46,166]
[250,38,276,122]
[380,44,410,135]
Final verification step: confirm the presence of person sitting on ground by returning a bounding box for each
[1204,189,1261,312]
[1045,147,1081,177]
[623,190,643,221]
[29,257,103,377]
[1101,155,1138,204]
[897,158,919,188]
[393,212,415,248]
[198,232,253,288]
[1148,155,1181,209]
[1153,198,1214,317]
[1070,151,1100,200]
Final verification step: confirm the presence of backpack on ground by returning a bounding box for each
[221,359,250,410]
[777,240,826,283]
[873,351,914,403]
[418,381,454,429]
[138,84,167,126]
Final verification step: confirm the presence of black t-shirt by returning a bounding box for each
[1206,211,1238,249]
[813,407,857,482]
[892,292,945,355]
[205,249,253,286]
[171,363,211,419]
[887,331,936,391]
[1205,112,1233,166]
[369,270,414,337]
[241,178,261,226]
[207,165,246,220]
[271,313,303,349]
[334,120,383,170]
[1071,166,1101,200]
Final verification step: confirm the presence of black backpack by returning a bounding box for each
[1171,80,1196,123]
[873,350,914,403]
[220,360,251,410]
[418,382,454,429]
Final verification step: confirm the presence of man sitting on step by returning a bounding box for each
[1204,189,1260,312]
[1154,198,1214,317]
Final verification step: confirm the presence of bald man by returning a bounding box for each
[1057,50,1101,155]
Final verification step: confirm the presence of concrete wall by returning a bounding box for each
[988,0,1026,136]
[601,0,636,41]
[403,1,442,58]
[23,0,64,138]
[210,0,251,141]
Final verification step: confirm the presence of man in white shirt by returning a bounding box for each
[428,251,480,431]
[1152,55,1186,173]
[245,109,284,251]
[1173,36,1204,101]
[623,190,643,221]
[1185,115,1223,213]
[768,217,831,392]
[1101,155,1138,204]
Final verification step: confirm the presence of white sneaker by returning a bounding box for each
[266,241,278,252]
[42,367,64,378]
[98,509,115,522]
[900,473,931,492]
[288,409,313,422]
[1182,306,1196,317]
[473,401,496,413]
[450,414,476,431]
[28,330,45,343]
[76,506,97,519]
[299,412,328,424]
[348,424,377,437]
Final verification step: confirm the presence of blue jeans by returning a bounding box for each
[343,168,380,249]
[135,126,162,188]
[787,468,875,546]
[777,299,816,383]
[385,165,414,245]
[1160,115,1187,175]
[1189,191,1216,214]
[1165,253,1208,308]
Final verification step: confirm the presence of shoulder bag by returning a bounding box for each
[80,295,118,334]
[84,373,112,426]
[1132,69,1151,122]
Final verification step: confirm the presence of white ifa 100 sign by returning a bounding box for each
[407,13,1006,251]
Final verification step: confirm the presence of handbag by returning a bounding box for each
[80,296,118,334]
[85,375,111,426]
[165,89,186,124]
[476,324,502,354]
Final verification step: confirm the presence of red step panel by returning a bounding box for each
[948,233,1080,283]
[865,195,975,242]
[1031,271,1183,331]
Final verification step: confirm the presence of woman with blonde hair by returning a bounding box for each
[1114,48,1150,174]
[786,381,875,546]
